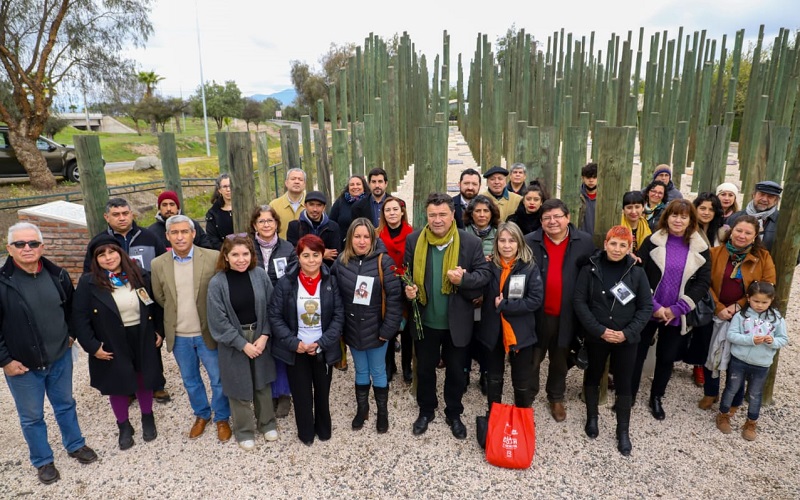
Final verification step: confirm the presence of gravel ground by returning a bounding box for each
[1,128,799,498]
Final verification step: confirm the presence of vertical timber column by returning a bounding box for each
[301,115,316,190]
[216,131,229,174]
[352,122,366,176]
[562,126,586,216]
[387,66,400,184]
[593,127,634,248]
[158,133,183,207]
[256,132,271,202]
[332,129,349,194]
[226,132,257,234]
[314,128,332,204]
[413,127,438,228]
[74,135,108,236]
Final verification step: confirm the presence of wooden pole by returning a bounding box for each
[74,135,108,236]
[301,115,315,190]
[255,132,271,202]
[158,133,183,207]
[216,131,229,174]
[413,127,437,228]
[314,128,332,204]
[226,132,257,234]
[332,129,349,193]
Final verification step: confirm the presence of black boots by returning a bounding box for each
[485,375,504,413]
[374,386,389,433]
[142,412,157,442]
[117,420,135,450]
[352,384,371,430]
[616,395,633,456]
[513,388,534,408]
[584,386,599,439]
[649,394,666,420]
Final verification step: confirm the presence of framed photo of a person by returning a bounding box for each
[610,281,635,305]
[508,275,526,299]
[273,257,287,279]
[353,276,374,305]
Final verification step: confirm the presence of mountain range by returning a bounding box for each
[249,89,297,107]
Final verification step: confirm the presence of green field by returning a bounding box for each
[53,117,281,163]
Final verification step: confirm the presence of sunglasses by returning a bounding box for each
[10,240,42,249]
[225,233,249,240]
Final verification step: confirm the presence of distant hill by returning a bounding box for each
[250,89,297,106]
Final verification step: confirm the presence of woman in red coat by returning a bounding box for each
[377,196,414,382]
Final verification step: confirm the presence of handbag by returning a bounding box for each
[485,403,536,469]
[475,414,488,449]
[686,291,715,328]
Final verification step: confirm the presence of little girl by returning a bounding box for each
[715,281,788,440]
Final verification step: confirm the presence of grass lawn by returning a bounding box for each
[54,117,282,163]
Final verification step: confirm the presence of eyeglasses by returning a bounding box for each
[225,233,248,240]
[219,185,232,190]
[256,219,276,226]
[541,214,566,223]
[10,240,42,249]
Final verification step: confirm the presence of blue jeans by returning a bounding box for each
[350,342,389,388]
[172,336,230,422]
[720,356,770,421]
[4,351,86,467]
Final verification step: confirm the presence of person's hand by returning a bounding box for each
[2,360,29,376]
[94,343,113,361]
[254,335,268,352]
[763,335,774,344]
[601,328,617,342]
[446,266,466,285]
[324,248,338,260]
[405,284,418,300]
[379,337,388,342]
[305,342,319,355]
[663,308,676,323]
[752,335,765,345]
[296,341,308,354]
[653,307,668,322]
[485,254,493,262]
[68,337,75,348]
[717,309,733,321]
[243,342,260,359]
[473,296,484,307]
[155,334,163,348]
[495,293,503,308]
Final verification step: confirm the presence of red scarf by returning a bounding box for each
[298,271,321,295]
[379,223,413,272]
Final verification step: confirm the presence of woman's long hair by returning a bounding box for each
[340,217,378,265]
[90,243,145,292]
[210,173,231,206]
[491,221,534,268]
[216,234,257,272]
[464,195,500,228]
[693,192,724,245]
[376,196,409,233]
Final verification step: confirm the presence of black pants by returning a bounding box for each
[414,326,467,419]
[386,319,413,373]
[531,314,570,403]
[286,353,333,442]
[486,339,534,406]
[584,340,638,396]
[465,320,487,375]
[631,321,684,399]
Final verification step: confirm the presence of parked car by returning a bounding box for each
[0,126,90,182]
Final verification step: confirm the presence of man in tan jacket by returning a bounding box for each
[481,166,522,221]
[150,215,232,442]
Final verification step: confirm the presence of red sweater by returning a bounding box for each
[543,236,568,316]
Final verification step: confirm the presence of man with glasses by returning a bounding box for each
[270,168,307,239]
[150,215,232,442]
[0,223,97,484]
[524,199,595,422]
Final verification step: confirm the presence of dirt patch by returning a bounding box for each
[130,144,160,156]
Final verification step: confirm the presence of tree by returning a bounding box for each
[92,66,147,135]
[191,80,243,131]
[137,70,164,133]
[320,43,356,84]
[288,43,355,116]
[0,1,153,190]
[42,114,71,139]
[167,97,188,134]
[262,97,280,120]
[137,96,174,133]
[241,98,263,131]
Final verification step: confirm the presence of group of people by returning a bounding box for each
[0,163,788,484]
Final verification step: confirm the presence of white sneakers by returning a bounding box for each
[238,439,256,451]
[264,430,279,442]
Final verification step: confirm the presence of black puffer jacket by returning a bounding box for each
[267,265,344,366]
[331,244,402,350]
[477,259,544,351]
[254,237,298,286]
[205,203,233,250]
[573,252,653,344]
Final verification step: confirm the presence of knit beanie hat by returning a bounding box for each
[715,182,739,196]
[157,191,180,210]
[652,164,672,180]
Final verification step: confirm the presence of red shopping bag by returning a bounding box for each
[485,402,535,469]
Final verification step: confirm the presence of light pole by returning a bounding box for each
[195,0,211,157]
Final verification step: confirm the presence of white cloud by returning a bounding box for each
[125,0,798,100]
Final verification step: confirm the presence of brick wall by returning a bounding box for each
[18,214,89,286]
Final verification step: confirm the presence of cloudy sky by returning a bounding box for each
[125,0,798,100]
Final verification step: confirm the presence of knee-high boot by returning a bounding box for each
[486,375,504,413]
[584,386,599,439]
[616,395,633,456]
[373,386,389,433]
[352,384,371,430]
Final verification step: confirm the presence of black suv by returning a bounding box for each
[0,126,81,182]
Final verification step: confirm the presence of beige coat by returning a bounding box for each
[151,246,220,352]
[480,189,522,221]
[269,192,305,239]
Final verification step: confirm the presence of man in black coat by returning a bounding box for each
[0,222,97,485]
[404,193,491,439]
[451,168,482,229]
[286,191,342,267]
[524,199,596,422]
[351,167,389,226]
[148,191,212,250]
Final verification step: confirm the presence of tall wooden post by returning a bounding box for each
[314,128,333,204]
[74,135,108,236]
[332,129,349,194]
[301,115,315,190]
[226,132,257,234]
[216,131,229,174]
[413,127,438,228]
[256,132,271,202]
[158,133,183,207]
